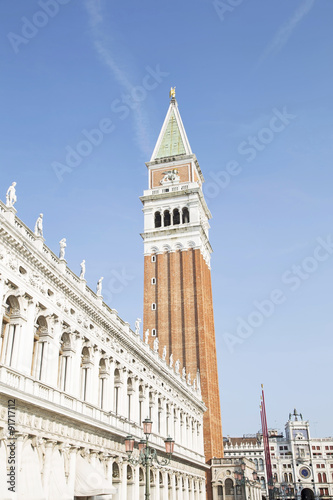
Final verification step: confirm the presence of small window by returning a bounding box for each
[151,255,156,263]
[173,208,180,225]
[151,303,156,310]
[154,211,162,228]
[152,329,156,336]
[182,207,190,224]
[151,278,156,285]
[164,210,171,227]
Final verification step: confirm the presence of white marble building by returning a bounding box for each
[0,196,207,499]
[224,410,333,500]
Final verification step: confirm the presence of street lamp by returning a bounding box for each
[234,461,260,500]
[124,418,175,500]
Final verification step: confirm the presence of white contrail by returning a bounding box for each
[84,0,151,156]
[257,0,316,66]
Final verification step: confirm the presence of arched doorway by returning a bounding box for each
[301,489,314,500]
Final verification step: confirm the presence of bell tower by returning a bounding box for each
[141,92,223,466]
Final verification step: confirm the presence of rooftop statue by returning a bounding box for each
[80,260,86,279]
[34,213,43,237]
[96,277,103,296]
[59,238,66,259]
[6,182,17,208]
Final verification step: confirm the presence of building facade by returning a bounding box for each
[0,197,208,499]
[141,95,223,472]
[224,410,333,500]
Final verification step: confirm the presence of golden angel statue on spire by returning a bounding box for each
[169,86,176,98]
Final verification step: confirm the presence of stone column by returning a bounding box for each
[72,335,83,398]
[162,470,168,500]
[142,384,150,422]
[121,461,128,500]
[107,358,114,413]
[42,440,57,499]
[184,476,189,500]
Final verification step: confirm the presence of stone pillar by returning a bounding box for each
[117,367,127,417]
[171,474,177,500]
[174,408,180,444]
[134,464,140,500]
[142,384,150,422]
[184,476,189,500]
[89,348,99,406]
[0,278,7,358]
[42,440,57,499]
[162,470,168,500]
[121,461,128,500]
[131,377,139,424]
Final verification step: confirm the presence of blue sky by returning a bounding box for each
[1,0,332,438]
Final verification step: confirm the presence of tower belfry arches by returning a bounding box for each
[141,93,224,476]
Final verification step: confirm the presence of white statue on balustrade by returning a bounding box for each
[59,238,66,260]
[34,213,43,237]
[96,277,103,296]
[6,182,17,208]
[135,318,141,335]
[80,260,86,279]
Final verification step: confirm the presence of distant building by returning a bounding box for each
[224,410,333,500]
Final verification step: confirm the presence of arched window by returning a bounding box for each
[173,208,180,225]
[289,473,293,482]
[182,207,190,223]
[225,478,234,495]
[164,210,171,227]
[323,473,327,483]
[0,296,20,367]
[318,473,322,483]
[284,473,288,482]
[254,458,258,469]
[99,358,107,409]
[127,465,133,481]
[261,477,266,489]
[112,462,120,481]
[31,316,48,380]
[259,458,264,471]
[154,211,161,228]
[114,368,121,414]
[80,346,91,401]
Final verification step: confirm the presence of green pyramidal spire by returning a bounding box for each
[155,109,186,158]
[151,93,192,161]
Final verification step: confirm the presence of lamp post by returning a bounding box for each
[124,418,175,500]
[234,461,260,500]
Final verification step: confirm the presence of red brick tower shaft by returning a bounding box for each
[141,95,223,472]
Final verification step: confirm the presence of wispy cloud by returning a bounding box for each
[84,0,152,155]
[256,0,316,67]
